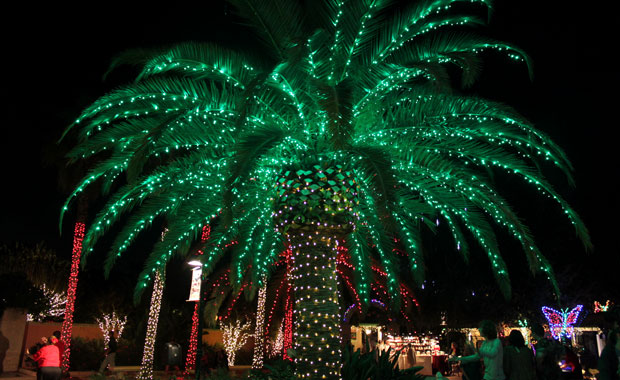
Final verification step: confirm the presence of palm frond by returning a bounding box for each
[137,42,263,87]
[227,0,304,60]
[64,0,587,314]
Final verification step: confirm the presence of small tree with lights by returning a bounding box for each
[96,312,127,349]
[222,319,253,367]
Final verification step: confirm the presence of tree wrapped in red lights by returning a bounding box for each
[183,303,200,376]
[63,0,590,378]
[60,221,85,372]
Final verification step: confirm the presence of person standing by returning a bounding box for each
[51,331,65,366]
[597,328,620,380]
[531,323,562,380]
[503,330,536,380]
[449,342,461,357]
[460,341,483,380]
[164,338,182,375]
[406,343,417,369]
[449,320,504,380]
[449,342,461,375]
[98,331,118,374]
[31,337,61,380]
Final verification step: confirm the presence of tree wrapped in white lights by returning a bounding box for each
[252,277,268,369]
[96,312,128,349]
[138,269,165,380]
[27,284,67,322]
[222,319,253,367]
[270,324,285,358]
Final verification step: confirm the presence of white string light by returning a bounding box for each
[222,319,253,367]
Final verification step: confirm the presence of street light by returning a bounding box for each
[186,260,203,379]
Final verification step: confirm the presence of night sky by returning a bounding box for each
[2,1,618,320]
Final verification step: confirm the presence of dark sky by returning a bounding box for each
[1,1,618,309]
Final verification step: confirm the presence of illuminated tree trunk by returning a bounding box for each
[60,198,87,373]
[185,225,210,376]
[222,319,253,366]
[274,164,356,378]
[288,228,342,380]
[97,312,128,350]
[282,262,294,360]
[138,269,165,380]
[183,303,200,376]
[252,276,268,369]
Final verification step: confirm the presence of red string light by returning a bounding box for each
[60,221,85,372]
[336,270,362,313]
[282,253,294,361]
[183,303,200,376]
[200,225,211,244]
[184,224,210,375]
[265,268,287,339]
[221,282,250,321]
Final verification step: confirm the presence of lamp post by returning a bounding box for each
[186,260,203,380]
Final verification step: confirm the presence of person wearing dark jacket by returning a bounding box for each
[460,341,482,380]
[531,323,563,380]
[598,329,620,380]
[503,330,536,380]
[98,331,118,374]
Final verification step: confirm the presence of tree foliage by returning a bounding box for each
[62,0,589,306]
[0,242,69,292]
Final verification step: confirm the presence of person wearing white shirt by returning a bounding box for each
[448,320,505,380]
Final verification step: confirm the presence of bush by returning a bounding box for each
[205,368,234,380]
[341,346,425,380]
[116,337,143,366]
[70,337,104,371]
[69,337,143,369]
[247,358,294,380]
[233,347,252,366]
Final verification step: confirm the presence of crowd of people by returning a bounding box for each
[446,320,620,380]
[20,313,620,380]
[25,330,119,380]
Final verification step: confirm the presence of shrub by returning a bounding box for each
[70,337,104,371]
[341,345,425,380]
[116,337,143,366]
[247,358,293,380]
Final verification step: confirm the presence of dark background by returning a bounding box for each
[1,1,618,325]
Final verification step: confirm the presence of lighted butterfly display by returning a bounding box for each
[541,305,583,340]
[594,300,611,313]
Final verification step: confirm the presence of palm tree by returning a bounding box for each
[62,0,590,378]
[49,139,95,372]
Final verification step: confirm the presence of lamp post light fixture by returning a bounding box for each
[186,259,204,380]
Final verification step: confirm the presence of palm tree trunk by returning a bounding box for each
[184,225,210,375]
[252,276,268,369]
[138,269,165,380]
[183,302,200,376]
[60,197,88,373]
[288,228,342,380]
[282,255,294,361]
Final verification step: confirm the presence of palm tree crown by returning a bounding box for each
[63,0,589,314]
